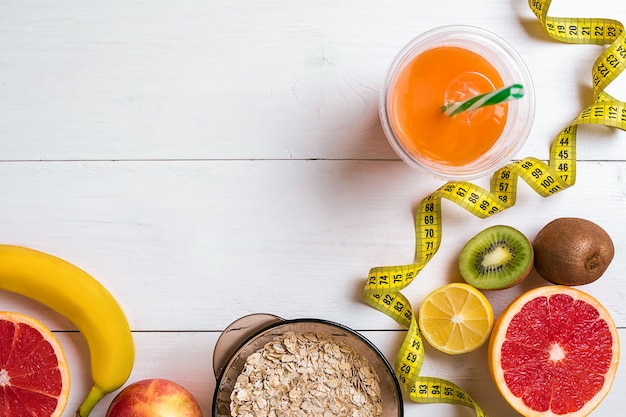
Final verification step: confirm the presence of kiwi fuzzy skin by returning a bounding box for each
[532,217,614,286]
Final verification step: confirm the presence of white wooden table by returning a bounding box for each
[1,1,625,416]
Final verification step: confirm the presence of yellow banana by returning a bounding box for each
[0,244,134,417]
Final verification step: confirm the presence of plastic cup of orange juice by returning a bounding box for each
[380,26,535,180]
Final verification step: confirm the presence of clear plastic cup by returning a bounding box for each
[380,26,535,180]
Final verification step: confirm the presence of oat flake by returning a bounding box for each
[230,332,383,417]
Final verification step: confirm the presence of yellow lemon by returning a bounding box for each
[418,282,494,354]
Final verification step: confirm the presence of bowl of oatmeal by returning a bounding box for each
[212,314,404,417]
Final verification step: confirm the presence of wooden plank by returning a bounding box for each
[0,1,625,161]
[0,159,624,330]
[57,329,626,417]
[0,2,624,417]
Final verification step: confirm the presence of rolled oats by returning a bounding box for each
[230,332,383,417]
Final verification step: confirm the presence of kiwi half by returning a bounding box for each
[459,225,533,290]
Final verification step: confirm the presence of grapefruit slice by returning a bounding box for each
[489,286,619,417]
[0,311,70,417]
[418,282,494,354]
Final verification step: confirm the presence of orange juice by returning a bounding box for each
[380,26,535,180]
[389,46,507,166]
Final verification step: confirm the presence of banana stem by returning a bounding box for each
[76,385,107,417]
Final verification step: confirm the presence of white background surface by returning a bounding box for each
[1,1,625,416]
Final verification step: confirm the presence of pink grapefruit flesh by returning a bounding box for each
[489,286,619,416]
[0,312,70,417]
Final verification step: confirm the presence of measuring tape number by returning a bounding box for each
[363,1,626,415]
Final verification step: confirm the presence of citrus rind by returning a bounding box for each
[418,282,494,355]
[0,311,70,417]
[488,286,619,417]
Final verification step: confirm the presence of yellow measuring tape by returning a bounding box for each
[363,1,626,415]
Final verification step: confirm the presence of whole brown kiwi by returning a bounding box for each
[532,217,614,285]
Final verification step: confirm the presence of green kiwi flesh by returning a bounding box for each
[459,225,533,290]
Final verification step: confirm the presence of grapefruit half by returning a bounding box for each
[489,286,619,417]
[0,311,70,417]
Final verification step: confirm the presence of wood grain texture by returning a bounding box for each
[57,330,626,417]
[1,1,625,161]
[0,160,624,331]
[0,1,625,416]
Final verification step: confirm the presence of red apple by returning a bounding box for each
[105,378,203,417]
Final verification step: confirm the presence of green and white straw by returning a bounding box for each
[442,83,524,117]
